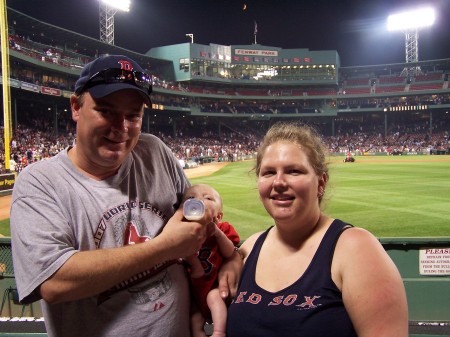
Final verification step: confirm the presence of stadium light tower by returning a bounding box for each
[99,0,130,45]
[387,7,435,77]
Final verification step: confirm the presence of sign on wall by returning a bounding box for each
[419,248,450,275]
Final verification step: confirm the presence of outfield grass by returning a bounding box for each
[191,155,450,240]
[2,155,449,240]
[0,219,9,236]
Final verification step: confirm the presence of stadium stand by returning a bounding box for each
[414,72,444,82]
[379,75,406,84]
[409,83,445,91]
[375,85,407,93]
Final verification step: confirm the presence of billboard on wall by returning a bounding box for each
[0,173,15,192]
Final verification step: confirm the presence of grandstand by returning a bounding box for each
[1,8,449,150]
[1,7,450,336]
[1,8,449,174]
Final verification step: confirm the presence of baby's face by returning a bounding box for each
[184,185,222,220]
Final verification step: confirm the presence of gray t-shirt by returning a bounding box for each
[10,133,191,337]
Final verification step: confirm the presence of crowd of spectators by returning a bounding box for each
[1,117,449,175]
[0,123,75,174]
[328,128,449,155]
[157,128,260,164]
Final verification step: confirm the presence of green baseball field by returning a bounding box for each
[1,155,449,239]
[190,155,450,240]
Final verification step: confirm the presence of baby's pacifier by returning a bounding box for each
[183,198,205,221]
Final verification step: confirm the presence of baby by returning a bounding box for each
[182,184,240,337]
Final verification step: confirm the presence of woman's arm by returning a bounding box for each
[333,228,408,337]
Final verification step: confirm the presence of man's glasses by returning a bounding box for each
[77,68,152,95]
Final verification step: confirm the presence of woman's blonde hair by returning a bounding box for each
[255,122,329,182]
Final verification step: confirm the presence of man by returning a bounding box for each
[10,55,239,337]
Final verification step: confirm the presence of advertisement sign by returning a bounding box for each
[0,173,15,192]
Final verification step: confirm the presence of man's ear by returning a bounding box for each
[216,211,224,221]
[70,95,81,122]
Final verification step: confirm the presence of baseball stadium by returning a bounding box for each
[0,2,449,336]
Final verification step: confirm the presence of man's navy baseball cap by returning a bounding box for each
[74,55,152,106]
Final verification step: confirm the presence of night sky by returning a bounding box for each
[8,0,450,66]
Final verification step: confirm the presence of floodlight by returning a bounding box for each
[101,0,130,12]
[387,7,435,31]
[387,7,435,76]
[99,0,130,45]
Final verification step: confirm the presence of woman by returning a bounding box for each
[227,122,408,337]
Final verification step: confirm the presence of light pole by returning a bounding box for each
[99,0,130,45]
[186,34,194,43]
[387,7,435,77]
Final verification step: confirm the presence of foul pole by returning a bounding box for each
[0,0,12,171]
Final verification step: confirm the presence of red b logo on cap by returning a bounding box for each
[118,60,133,71]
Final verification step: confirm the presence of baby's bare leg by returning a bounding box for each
[207,288,227,337]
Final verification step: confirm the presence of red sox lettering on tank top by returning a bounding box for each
[226,219,358,337]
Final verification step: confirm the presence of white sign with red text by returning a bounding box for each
[419,248,450,275]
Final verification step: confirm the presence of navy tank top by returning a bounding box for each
[227,219,357,337]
